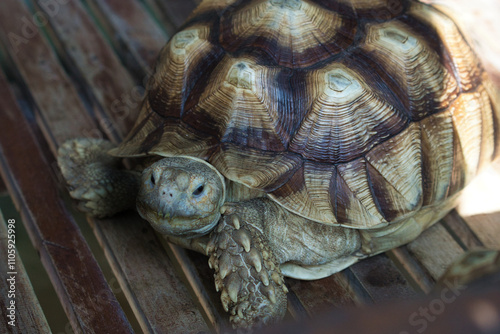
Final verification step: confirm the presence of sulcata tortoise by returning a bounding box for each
[58,0,500,329]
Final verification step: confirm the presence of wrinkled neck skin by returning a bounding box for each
[136,156,226,239]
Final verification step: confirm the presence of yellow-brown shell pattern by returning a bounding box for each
[114,0,499,229]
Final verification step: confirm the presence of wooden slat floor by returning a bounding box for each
[0,1,499,333]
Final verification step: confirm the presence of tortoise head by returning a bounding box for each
[137,156,226,238]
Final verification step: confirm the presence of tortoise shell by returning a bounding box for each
[113,0,499,229]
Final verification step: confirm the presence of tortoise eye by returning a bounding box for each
[192,185,205,197]
[150,174,155,185]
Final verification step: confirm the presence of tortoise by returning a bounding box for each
[57,0,500,329]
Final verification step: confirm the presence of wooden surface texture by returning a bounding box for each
[0,0,499,333]
[0,212,51,333]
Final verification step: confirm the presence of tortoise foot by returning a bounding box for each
[208,207,288,329]
[57,138,139,217]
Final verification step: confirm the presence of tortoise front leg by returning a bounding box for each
[207,197,364,328]
[207,203,288,329]
[57,138,140,217]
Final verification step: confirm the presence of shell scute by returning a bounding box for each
[148,25,224,119]
[365,123,423,222]
[219,0,357,68]
[182,56,289,152]
[335,158,387,228]
[211,143,303,191]
[419,111,455,206]
[289,62,408,164]
[269,161,338,224]
[363,20,460,120]
[408,2,483,91]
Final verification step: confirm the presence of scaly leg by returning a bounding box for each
[207,203,288,329]
[57,138,140,217]
[207,198,363,329]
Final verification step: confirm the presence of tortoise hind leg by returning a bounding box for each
[436,249,500,290]
[57,138,140,218]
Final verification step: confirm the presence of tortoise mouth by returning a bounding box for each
[136,198,220,238]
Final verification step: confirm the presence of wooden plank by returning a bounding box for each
[286,272,361,316]
[407,223,466,280]
[0,0,100,153]
[141,0,178,37]
[261,270,500,334]
[349,253,418,302]
[84,0,168,79]
[160,242,232,332]
[0,68,133,334]
[1,1,210,332]
[442,210,484,250]
[152,0,201,30]
[0,211,51,334]
[387,247,434,293]
[286,251,421,316]
[462,214,500,250]
[456,161,500,249]
[93,214,211,333]
[33,0,139,140]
